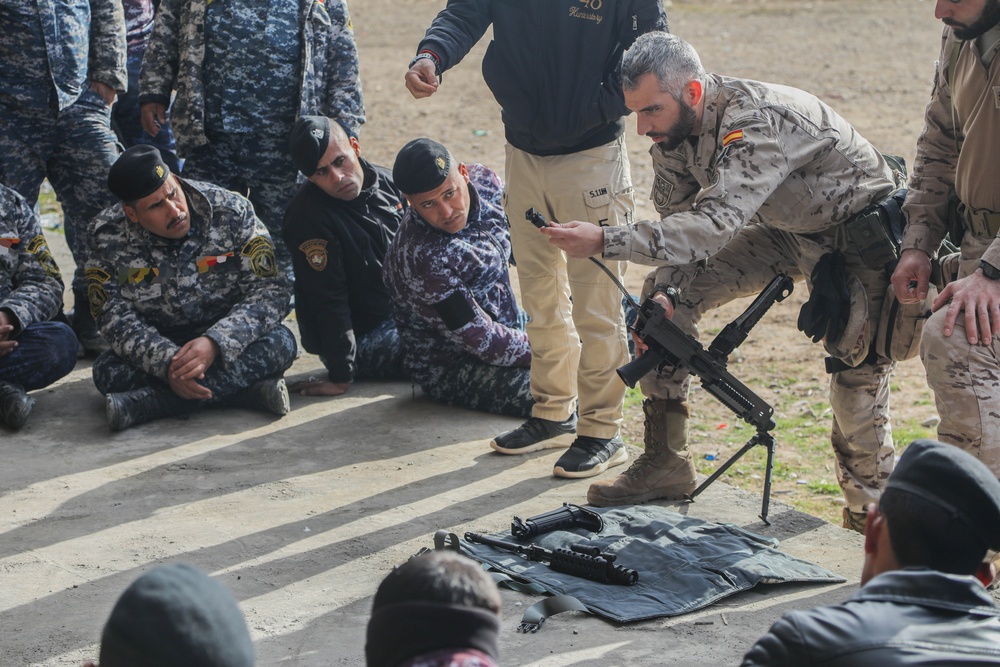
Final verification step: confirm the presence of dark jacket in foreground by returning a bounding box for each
[283,159,404,383]
[741,569,1000,666]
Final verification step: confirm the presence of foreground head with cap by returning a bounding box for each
[289,116,366,202]
[366,551,501,667]
[392,138,471,234]
[108,145,190,240]
[740,438,1000,667]
[82,563,254,667]
[861,438,1000,585]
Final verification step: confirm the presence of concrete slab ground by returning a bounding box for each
[2,348,865,666]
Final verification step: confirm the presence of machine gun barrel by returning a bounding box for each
[464,532,638,586]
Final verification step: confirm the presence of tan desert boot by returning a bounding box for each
[588,398,696,507]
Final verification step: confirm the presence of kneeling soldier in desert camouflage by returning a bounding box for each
[0,184,78,430]
[545,33,906,531]
[88,145,297,431]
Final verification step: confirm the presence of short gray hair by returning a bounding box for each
[622,32,705,99]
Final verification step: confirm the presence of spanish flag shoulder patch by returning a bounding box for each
[722,129,744,147]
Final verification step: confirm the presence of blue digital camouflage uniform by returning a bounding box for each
[111,0,180,172]
[87,178,296,401]
[0,185,79,390]
[383,164,533,418]
[139,0,365,274]
[0,0,127,307]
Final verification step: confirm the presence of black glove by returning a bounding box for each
[797,250,850,344]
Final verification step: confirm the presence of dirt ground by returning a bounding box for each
[2,1,959,665]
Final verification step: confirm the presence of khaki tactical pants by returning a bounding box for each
[921,241,1000,475]
[640,223,896,511]
[504,138,633,439]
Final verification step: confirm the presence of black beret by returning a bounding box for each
[100,563,255,667]
[108,145,170,203]
[392,138,452,195]
[886,439,1000,550]
[289,115,330,177]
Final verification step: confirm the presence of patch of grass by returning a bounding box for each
[623,385,645,411]
[806,479,840,495]
[892,424,936,449]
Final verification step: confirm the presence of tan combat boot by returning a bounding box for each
[587,398,696,507]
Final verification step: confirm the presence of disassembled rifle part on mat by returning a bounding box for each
[511,503,603,540]
[465,532,638,586]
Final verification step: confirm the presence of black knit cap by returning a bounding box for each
[288,115,330,177]
[392,138,452,195]
[99,563,255,667]
[108,145,170,203]
[886,439,1000,550]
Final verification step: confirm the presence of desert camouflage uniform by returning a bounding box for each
[603,75,899,511]
[383,164,533,418]
[902,28,1000,473]
[87,178,295,400]
[0,0,126,304]
[139,0,364,273]
[0,185,78,390]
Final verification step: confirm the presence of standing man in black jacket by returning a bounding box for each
[742,439,1000,666]
[283,116,407,397]
[405,1,669,478]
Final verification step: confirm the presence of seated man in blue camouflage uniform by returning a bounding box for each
[383,138,534,419]
[0,185,79,430]
[283,116,407,398]
[88,145,297,431]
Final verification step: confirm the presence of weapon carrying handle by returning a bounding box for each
[708,273,794,360]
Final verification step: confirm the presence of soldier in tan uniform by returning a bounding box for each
[891,0,1000,475]
[545,33,902,532]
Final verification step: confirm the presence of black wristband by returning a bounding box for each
[651,283,680,306]
[408,52,441,77]
[980,260,1000,280]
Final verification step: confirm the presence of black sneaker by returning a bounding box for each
[490,415,577,455]
[553,435,629,479]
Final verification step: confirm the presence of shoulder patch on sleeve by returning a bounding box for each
[25,234,61,280]
[299,239,329,271]
[433,291,476,331]
[241,236,279,278]
[722,129,744,147]
[652,176,674,209]
[85,268,111,318]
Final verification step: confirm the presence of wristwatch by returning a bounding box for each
[652,283,680,306]
[980,260,1000,280]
